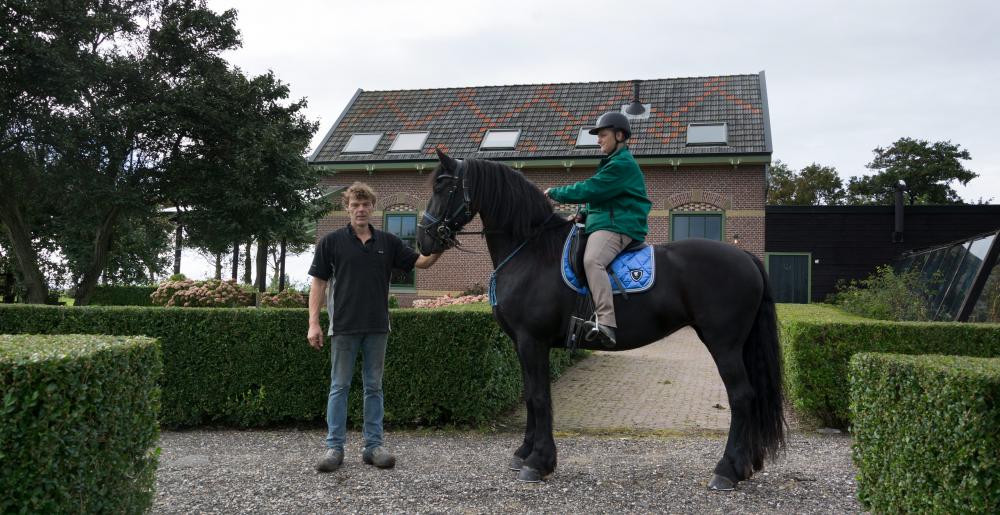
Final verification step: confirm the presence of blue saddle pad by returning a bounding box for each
[561,225,655,296]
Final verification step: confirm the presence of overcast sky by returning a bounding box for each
[187,0,1000,282]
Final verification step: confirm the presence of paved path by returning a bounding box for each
[506,327,733,433]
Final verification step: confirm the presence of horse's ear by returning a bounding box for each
[436,148,457,171]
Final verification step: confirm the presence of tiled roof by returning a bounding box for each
[311,73,771,163]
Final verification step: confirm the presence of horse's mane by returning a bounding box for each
[434,158,570,258]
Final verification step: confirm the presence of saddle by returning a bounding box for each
[561,224,655,296]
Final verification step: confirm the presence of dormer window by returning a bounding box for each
[342,133,382,153]
[389,131,430,152]
[686,123,728,146]
[576,128,599,148]
[480,129,521,151]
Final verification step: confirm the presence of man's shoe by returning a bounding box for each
[362,446,396,469]
[316,448,344,472]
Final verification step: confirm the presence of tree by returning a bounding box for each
[767,160,845,205]
[847,138,978,205]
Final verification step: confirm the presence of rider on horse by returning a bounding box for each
[544,112,652,346]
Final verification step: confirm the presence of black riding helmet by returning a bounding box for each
[588,111,631,140]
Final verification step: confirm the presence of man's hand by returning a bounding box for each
[308,322,324,350]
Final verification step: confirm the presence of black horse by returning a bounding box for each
[417,150,785,490]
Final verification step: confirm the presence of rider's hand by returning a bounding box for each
[543,188,552,199]
[307,323,324,350]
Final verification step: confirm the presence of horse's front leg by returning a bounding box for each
[510,395,534,471]
[514,335,556,482]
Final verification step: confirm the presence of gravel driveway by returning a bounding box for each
[153,428,860,514]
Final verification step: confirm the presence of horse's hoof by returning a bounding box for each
[517,465,543,483]
[509,456,523,471]
[708,474,736,491]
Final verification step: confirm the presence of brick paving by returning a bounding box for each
[507,327,733,433]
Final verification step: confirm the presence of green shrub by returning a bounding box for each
[829,265,933,321]
[89,285,157,306]
[850,353,1000,513]
[779,304,1000,427]
[0,334,162,514]
[0,304,578,428]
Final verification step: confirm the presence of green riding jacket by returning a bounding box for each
[547,146,652,242]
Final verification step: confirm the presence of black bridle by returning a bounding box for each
[419,160,477,250]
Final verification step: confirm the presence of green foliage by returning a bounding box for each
[0,334,162,514]
[848,137,978,205]
[89,285,158,307]
[850,353,1000,513]
[388,295,400,309]
[767,160,845,205]
[150,279,254,307]
[829,265,934,321]
[0,305,578,428]
[779,305,1000,427]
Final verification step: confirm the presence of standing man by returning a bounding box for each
[544,112,651,347]
[307,181,441,472]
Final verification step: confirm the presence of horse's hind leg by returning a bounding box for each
[513,335,557,482]
[696,327,756,490]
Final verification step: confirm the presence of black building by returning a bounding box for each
[764,205,1000,304]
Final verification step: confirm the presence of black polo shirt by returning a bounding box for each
[308,223,419,335]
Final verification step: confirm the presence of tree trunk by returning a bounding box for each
[73,207,120,306]
[255,238,268,292]
[173,223,183,275]
[231,242,239,280]
[214,253,222,280]
[243,242,252,284]
[0,200,48,303]
[278,238,287,292]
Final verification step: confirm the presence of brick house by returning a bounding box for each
[308,73,773,306]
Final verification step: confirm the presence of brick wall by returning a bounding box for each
[315,164,765,305]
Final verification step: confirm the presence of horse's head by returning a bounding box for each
[416,149,477,255]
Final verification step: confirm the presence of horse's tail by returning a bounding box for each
[743,252,786,470]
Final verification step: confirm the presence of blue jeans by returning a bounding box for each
[326,332,388,451]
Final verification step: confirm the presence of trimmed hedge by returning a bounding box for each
[850,353,1000,513]
[778,303,1000,427]
[88,285,157,306]
[0,304,577,428]
[0,334,162,514]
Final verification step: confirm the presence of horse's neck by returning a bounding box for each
[484,232,520,269]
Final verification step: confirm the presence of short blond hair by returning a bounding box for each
[342,181,377,208]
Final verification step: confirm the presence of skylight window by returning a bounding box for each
[686,123,728,146]
[342,133,382,153]
[576,128,599,148]
[389,131,430,152]
[480,129,521,151]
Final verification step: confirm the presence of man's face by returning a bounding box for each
[347,196,373,227]
[597,128,621,154]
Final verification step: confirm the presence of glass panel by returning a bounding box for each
[689,217,705,239]
[576,128,599,147]
[401,216,416,239]
[480,130,520,150]
[936,237,992,320]
[389,132,429,152]
[343,133,382,153]
[673,216,689,240]
[686,123,728,145]
[969,258,1000,323]
[384,213,418,287]
[706,216,722,241]
[927,243,970,318]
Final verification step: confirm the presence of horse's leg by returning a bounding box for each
[514,335,556,482]
[697,327,756,491]
[510,374,535,471]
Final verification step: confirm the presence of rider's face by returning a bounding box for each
[597,128,621,154]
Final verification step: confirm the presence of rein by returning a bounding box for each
[488,212,558,306]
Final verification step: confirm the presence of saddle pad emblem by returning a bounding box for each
[561,226,656,296]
